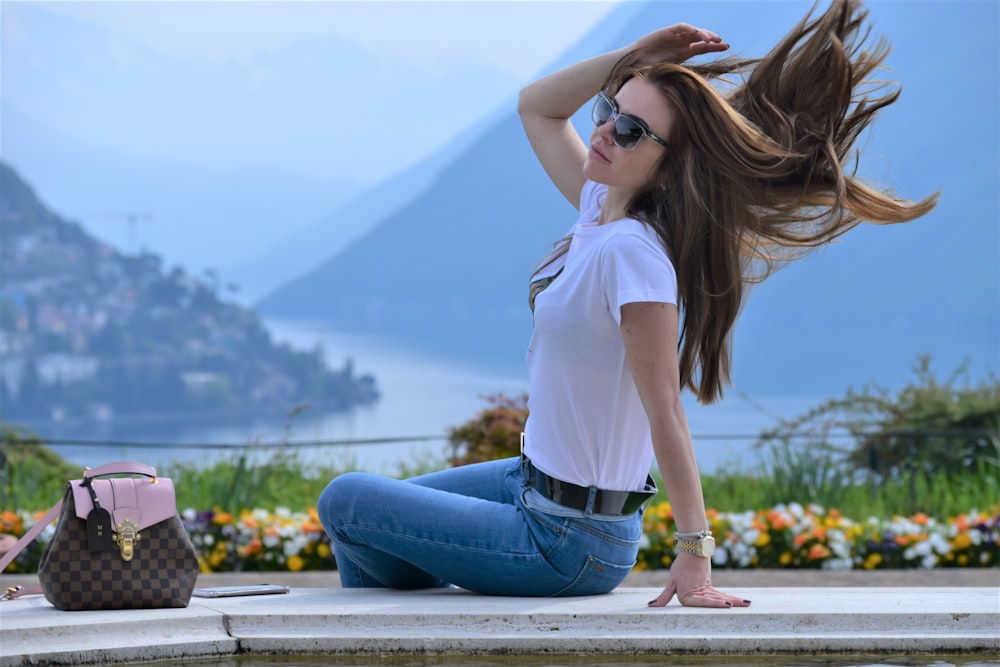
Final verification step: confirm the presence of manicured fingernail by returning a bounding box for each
[743,600,752,605]
[725,601,733,607]
[647,599,657,606]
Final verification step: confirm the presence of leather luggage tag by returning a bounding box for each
[80,479,115,552]
[87,506,114,551]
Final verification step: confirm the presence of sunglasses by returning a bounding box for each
[591,91,669,150]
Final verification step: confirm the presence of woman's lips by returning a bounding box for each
[590,144,610,163]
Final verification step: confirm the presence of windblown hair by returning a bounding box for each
[607,0,937,404]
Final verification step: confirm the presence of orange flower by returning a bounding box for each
[301,519,323,534]
[808,544,831,561]
[213,512,233,526]
[912,512,930,526]
[238,539,263,558]
[1,510,23,533]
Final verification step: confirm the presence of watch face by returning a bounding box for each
[702,535,716,558]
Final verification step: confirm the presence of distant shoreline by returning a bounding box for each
[5,397,367,443]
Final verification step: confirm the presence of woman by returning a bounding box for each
[318,0,936,608]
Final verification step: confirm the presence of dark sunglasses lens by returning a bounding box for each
[593,95,613,126]
[613,117,645,149]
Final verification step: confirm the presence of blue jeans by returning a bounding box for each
[316,457,644,596]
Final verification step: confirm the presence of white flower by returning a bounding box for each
[822,557,853,571]
[928,533,951,556]
[712,547,729,566]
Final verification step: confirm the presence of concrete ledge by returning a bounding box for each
[2,586,998,666]
[0,596,235,666]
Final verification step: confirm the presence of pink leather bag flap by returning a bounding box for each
[70,477,178,532]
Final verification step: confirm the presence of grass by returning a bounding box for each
[2,430,996,521]
[697,437,1000,519]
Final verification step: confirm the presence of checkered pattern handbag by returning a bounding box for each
[2,462,199,611]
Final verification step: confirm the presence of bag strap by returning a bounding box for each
[84,461,158,479]
[0,501,62,601]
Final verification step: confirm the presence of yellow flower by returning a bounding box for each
[779,551,793,566]
[952,533,972,551]
[317,543,331,559]
[863,553,882,570]
[755,532,771,548]
[287,555,305,572]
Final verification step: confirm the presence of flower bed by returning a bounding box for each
[637,503,1000,571]
[2,504,997,574]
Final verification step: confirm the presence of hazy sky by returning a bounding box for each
[2,1,621,185]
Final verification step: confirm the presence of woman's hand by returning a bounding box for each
[630,23,729,65]
[647,552,751,609]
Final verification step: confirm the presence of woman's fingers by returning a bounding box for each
[649,583,752,609]
[680,585,752,608]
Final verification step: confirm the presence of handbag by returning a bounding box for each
[0,461,200,611]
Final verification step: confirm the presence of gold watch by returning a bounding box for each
[675,530,716,559]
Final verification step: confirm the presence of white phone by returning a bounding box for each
[192,584,290,598]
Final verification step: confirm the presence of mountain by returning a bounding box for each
[220,119,493,303]
[260,0,998,395]
[1,103,357,287]
[0,163,378,428]
[0,2,526,292]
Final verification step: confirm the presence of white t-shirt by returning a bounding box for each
[524,180,678,492]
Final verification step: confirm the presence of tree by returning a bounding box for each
[448,393,528,466]
[755,356,1000,512]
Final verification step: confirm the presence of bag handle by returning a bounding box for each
[83,461,158,480]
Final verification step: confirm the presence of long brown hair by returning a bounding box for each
[603,0,937,404]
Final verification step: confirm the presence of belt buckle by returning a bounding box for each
[519,433,532,485]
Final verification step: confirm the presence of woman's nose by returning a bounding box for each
[596,118,615,141]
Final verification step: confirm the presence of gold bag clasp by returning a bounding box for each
[112,518,140,561]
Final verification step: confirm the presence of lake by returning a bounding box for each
[40,319,823,477]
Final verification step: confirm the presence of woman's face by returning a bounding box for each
[583,77,674,194]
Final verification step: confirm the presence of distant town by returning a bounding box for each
[0,163,378,427]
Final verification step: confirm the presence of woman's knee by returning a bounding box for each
[317,472,370,530]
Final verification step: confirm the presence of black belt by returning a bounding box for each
[523,458,655,515]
